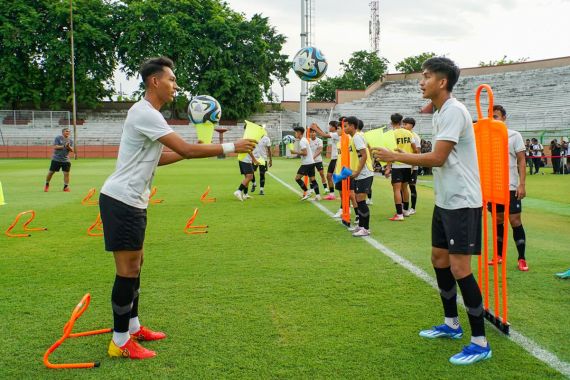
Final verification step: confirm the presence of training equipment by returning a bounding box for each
[194,121,215,144]
[237,120,266,161]
[188,95,221,124]
[332,166,352,184]
[81,188,99,205]
[339,120,351,225]
[184,208,208,234]
[419,324,464,339]
[44,293,112,369]
[148,186,164,204]
[449,343,492,365]
[282,135,296,144]
[292,46,328,81]
[87,213,103,237]
[5,210,47,238]
[474,84,511,334]
[0,181,5,205]
[200,186,216,203]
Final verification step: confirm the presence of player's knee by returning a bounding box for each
[509,214,521,227]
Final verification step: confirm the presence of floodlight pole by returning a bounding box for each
[70,0,78,159]
[300,0,308,130]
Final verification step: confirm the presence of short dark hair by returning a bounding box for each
[293,126,305,134]
[493,104,507,117]
[329,120,338,129]
[345,116,359,127]
[338,116,346,123]
[357,119,364,130]
[422,57,460,92]
[402,117,416,127]
[140,56,174,84]
[390,113,403,124]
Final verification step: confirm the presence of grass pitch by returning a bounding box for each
[0,158,569,379]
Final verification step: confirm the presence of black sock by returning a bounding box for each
[260,173,265,188]
[395,203,403,215]
[410,185,417,208]
[243,186,248,194]
[403,201,409,211]
[64,184,69,188]
[45,182,49,186]
[357,200,370,229]
[367,189,372,199]
[238,184,246,192]
[296,178,308,192]
[111,275,136,333]
[513,225,526,260]
[353,207,359,218]
[496,223,504,258]
[131,275,141,318]
[329,186,334,194]
[311,180,320,195]
[457,274,485,337]
[434,267,458,318]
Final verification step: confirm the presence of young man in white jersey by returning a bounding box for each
[234,125,259,201]
[403,117,421,215]
[489,105,528,271]
[251,133,272,195]
[291,126,320,201]
[309,129,327,191]
[374,57,491,365]
[99,57,255,360]
[311,121,340,199]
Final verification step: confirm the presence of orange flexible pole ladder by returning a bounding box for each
[473,84,511,334]
[5,210,47,237]
[44,293,111,369]
[340,120,351,226]
[184,208,208,234]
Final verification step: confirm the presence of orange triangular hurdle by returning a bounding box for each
[81,188,99,206]
[149,186,164,204]
[200,186,216,203]
[5,210,47,238]
[87,213,103,237]
[473,84,511,334]
[184,208,208,235]
[43,293,112,369]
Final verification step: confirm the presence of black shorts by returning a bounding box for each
[432,206,482,255]
[327,159,338,174]
[99,193,147,252]
[354,176,373,194]
[49,160,71,172]
[315,162,324,172]
[409,169,418,185]
[253,163,268,174]
[239,161,254,175]
[486,191,522,215]
[391,168,412,184]
[334,177,355,191]
[297,164,315,177]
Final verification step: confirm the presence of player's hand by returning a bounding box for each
[351,170,361,179]
[252,158,259,165]
[197,139,204,144]
[372,147,397,163]
[310,122,319,130]
[383,166,391,178]
[234,139,256,153]
[516,184,526,200]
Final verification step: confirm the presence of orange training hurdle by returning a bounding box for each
[474,84,511,334]
[81,188,99,205]
[87,213,103,237]
[200,186,216,203]
[148,186,164,204]
[44,293,111,369]
[5,210,47,237]
[184,208,208,234]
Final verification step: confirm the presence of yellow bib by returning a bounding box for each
[349,133,373,172]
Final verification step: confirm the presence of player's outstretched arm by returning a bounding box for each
[372,140,455,168]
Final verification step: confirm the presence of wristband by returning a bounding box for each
[222,143,235,154]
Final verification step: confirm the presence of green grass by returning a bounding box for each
[0,158,569,379]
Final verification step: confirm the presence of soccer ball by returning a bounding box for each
[292,46,328,81]
[188,95,221,124]
[282,135,296,144]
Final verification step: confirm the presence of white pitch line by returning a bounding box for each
[268,171,570,378]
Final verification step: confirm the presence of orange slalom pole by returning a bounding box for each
[481,198,489,309]
[340,120,350,225]
[491,203,500,320]
[87,213,103,237]
[200,186,216,203]
[81,188,99,205]
[149,186,164,204]
[43,293,111,369]
[5,210,47,237]
[304,127,310,188]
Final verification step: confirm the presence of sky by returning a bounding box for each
[114,0,570,101]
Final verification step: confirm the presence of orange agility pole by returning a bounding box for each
[304,127,310,189]
[148,186,164,204]
[81,188,99,206]
[184,208,208,234]
[474,84,511,334]
[200,186,216,203]
[87,213,103,237]
[5,210,47,238]
[44,293,111,369]
[340,120,351,226]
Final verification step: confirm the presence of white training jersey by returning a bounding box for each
[299,137,315,165]
[353,133,374,180]
[432,97,482,210]
[411,131,421,170]
[329,132,340,160]
[254,135,271,161]
[101,99,174,209]
[310,137,323,163]
[507,129,526,191]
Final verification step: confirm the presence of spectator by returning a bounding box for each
[550,140,561,174]
[525,139,533,173]
[530,138,544,175]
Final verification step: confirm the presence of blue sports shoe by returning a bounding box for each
[555,269,570,279]
[449,343,492,365]
[419,324,463,339]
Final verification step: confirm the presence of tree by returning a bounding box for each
[395,52,437,74]
[116,0,289,120]
[479,55,529,67]
[309,50,388,102]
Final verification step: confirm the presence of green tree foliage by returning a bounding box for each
[479,55,529,67]
[0,0,118,109]
[395,52,437,74]
[116,0,289,120]
[309,50,388,102]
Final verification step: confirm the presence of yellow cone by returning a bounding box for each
[0,181,5,205]
[194,121,215,144]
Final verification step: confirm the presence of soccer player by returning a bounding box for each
[291,126,320,201]
[489,105,528,271]
[252,132,272,195]
[99,57,255,360]
[373,57,491,365]
[386,113,416,221]
[356,119,373,205]
[44,127,74,192]
[403,117,421,215]
[311,121,340,199]
[234,126,258,201]
[309,129,327,190]
[344,116,374,236]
